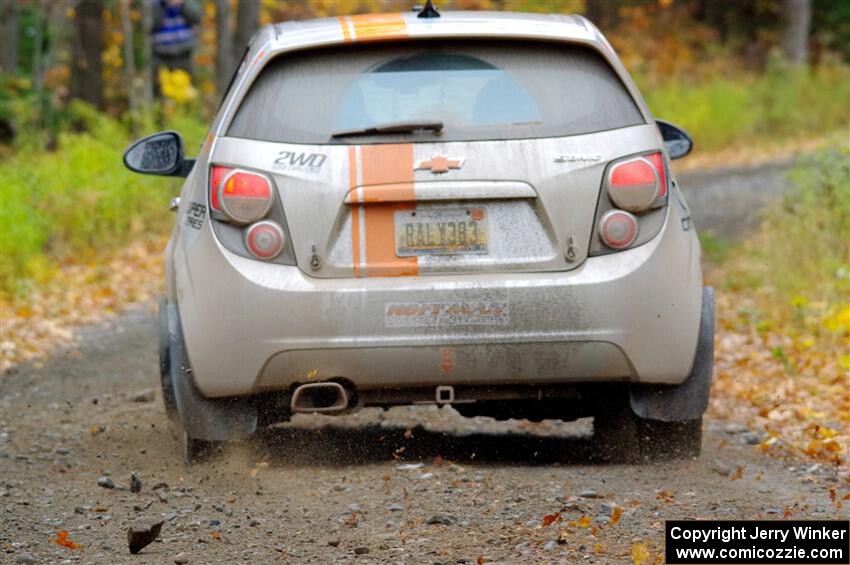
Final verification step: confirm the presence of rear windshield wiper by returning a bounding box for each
[331,120,444,138]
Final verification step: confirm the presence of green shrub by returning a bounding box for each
[640,62,850,151]
[762,144,850,303]
[0,102,206,294]
[715,140,850,321]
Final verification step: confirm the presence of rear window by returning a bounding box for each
[227,40,644,144]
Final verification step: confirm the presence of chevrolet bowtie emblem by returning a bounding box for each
[415,155,465,174]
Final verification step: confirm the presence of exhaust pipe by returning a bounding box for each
[291,382,349,414]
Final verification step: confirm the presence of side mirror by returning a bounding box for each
[656,120,693,160]
[123,131,195,177]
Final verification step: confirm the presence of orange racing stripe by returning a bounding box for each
[344,13,407,43]
[359,144,418,277]
[338,16,353,42]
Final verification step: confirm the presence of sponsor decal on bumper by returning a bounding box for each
[385,301,510,328]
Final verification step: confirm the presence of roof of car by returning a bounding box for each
[210,10,652,134]
[264,10,608,54]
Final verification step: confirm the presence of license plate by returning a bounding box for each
[395,207,488,256]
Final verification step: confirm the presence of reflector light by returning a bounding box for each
[209,165,233,210]
[607,157,659,213]
[599,210,638,249]
[219,170,273,224]
[244,221,285,260]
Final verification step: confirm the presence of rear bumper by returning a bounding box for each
[175,206,703,397]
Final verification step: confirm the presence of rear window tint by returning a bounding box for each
[228,40,644,144]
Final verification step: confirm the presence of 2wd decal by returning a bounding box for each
[273,151,327,174]
[185,202,206,230]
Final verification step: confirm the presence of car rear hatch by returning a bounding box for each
[216,39,660,278]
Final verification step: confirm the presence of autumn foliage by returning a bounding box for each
[708,145,850,467]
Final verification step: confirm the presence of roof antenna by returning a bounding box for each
[417,0,440,18]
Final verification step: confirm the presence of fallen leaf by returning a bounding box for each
[542,512,561,527]
[211,531,221,540]
[577,515,591,528]
[345,511,359,528]
[477,555,485,565]
[51,530,80,549]
[594,543,604,554]
[730,466,744,481]
[631,542,650,565]
[609,505,624,525]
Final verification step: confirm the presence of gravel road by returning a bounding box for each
[677,159,795,239]
[2,160,844,564]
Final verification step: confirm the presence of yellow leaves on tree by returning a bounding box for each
[159,68,198,104]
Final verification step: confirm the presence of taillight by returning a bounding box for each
[244,221,285,260]
[598,210,638,249]
[218,170,273,224]
[591,150,671,256]
[645,152,667,198]
[607,156,659,213]
[209,164,294,265]
[209,165,233,210]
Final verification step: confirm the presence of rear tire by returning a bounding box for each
[595,401,702,463]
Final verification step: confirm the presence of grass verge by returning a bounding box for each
[0,101,205,296]
[640,61,850,154]
[708,143,849,465]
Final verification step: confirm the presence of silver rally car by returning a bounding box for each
[124,5,713,463]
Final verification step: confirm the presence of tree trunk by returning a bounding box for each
[121,0,138,118]
[584,0,619,32]
[140,0,153,109]
[781,0,811,66]
[234,0,259,60]
[32,1,45,119]
[70,0,105,110]
[0,0,18,73]
[43,0,69,148]
[216,0,234,96]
